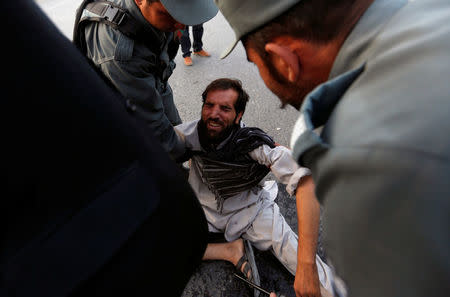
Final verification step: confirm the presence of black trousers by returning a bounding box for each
[180,24,204,57]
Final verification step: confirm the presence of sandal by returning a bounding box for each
[235,239,261,297]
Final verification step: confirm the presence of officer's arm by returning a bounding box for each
[100,59,185,160]
[294,175,321,297]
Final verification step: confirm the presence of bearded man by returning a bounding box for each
[175,78,334,297]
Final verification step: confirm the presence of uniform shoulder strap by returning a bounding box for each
[73,0,161,55]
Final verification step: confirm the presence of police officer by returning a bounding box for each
[215,0,450,296]
[74,0,218,161]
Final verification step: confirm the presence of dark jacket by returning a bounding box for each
[2,1,207,296]
[81,0,185,160]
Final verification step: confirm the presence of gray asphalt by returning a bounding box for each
[35,1,311,296]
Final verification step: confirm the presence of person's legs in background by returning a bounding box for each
[193,23,210,58]
[180,26,193,65]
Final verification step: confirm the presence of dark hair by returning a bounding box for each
[202,78,249,115]
[243,0,356,59]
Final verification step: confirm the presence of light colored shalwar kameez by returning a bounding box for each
[176,120,334,293]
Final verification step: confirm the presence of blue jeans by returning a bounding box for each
[180,24,204,58]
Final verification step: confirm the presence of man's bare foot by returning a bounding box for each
[202,238,254,280]
[229,238,244,266]
[230,238,254,280]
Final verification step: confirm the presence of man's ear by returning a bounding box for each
[265,42,300,83]
[235,112,243,125]
[134,0,143,7]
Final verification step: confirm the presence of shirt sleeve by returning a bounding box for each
[248,145,311,197]
[99,58,185,160]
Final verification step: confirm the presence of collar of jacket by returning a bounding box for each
[291,64,365,167]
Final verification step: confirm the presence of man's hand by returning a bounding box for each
[294,261,321,297]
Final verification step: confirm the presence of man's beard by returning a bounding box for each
[198,119,238,149]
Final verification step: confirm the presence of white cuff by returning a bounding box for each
[285,167,311,196]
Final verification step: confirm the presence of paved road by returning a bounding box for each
[34,1,309,296]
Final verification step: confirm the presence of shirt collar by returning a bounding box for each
[290,65,365,165]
